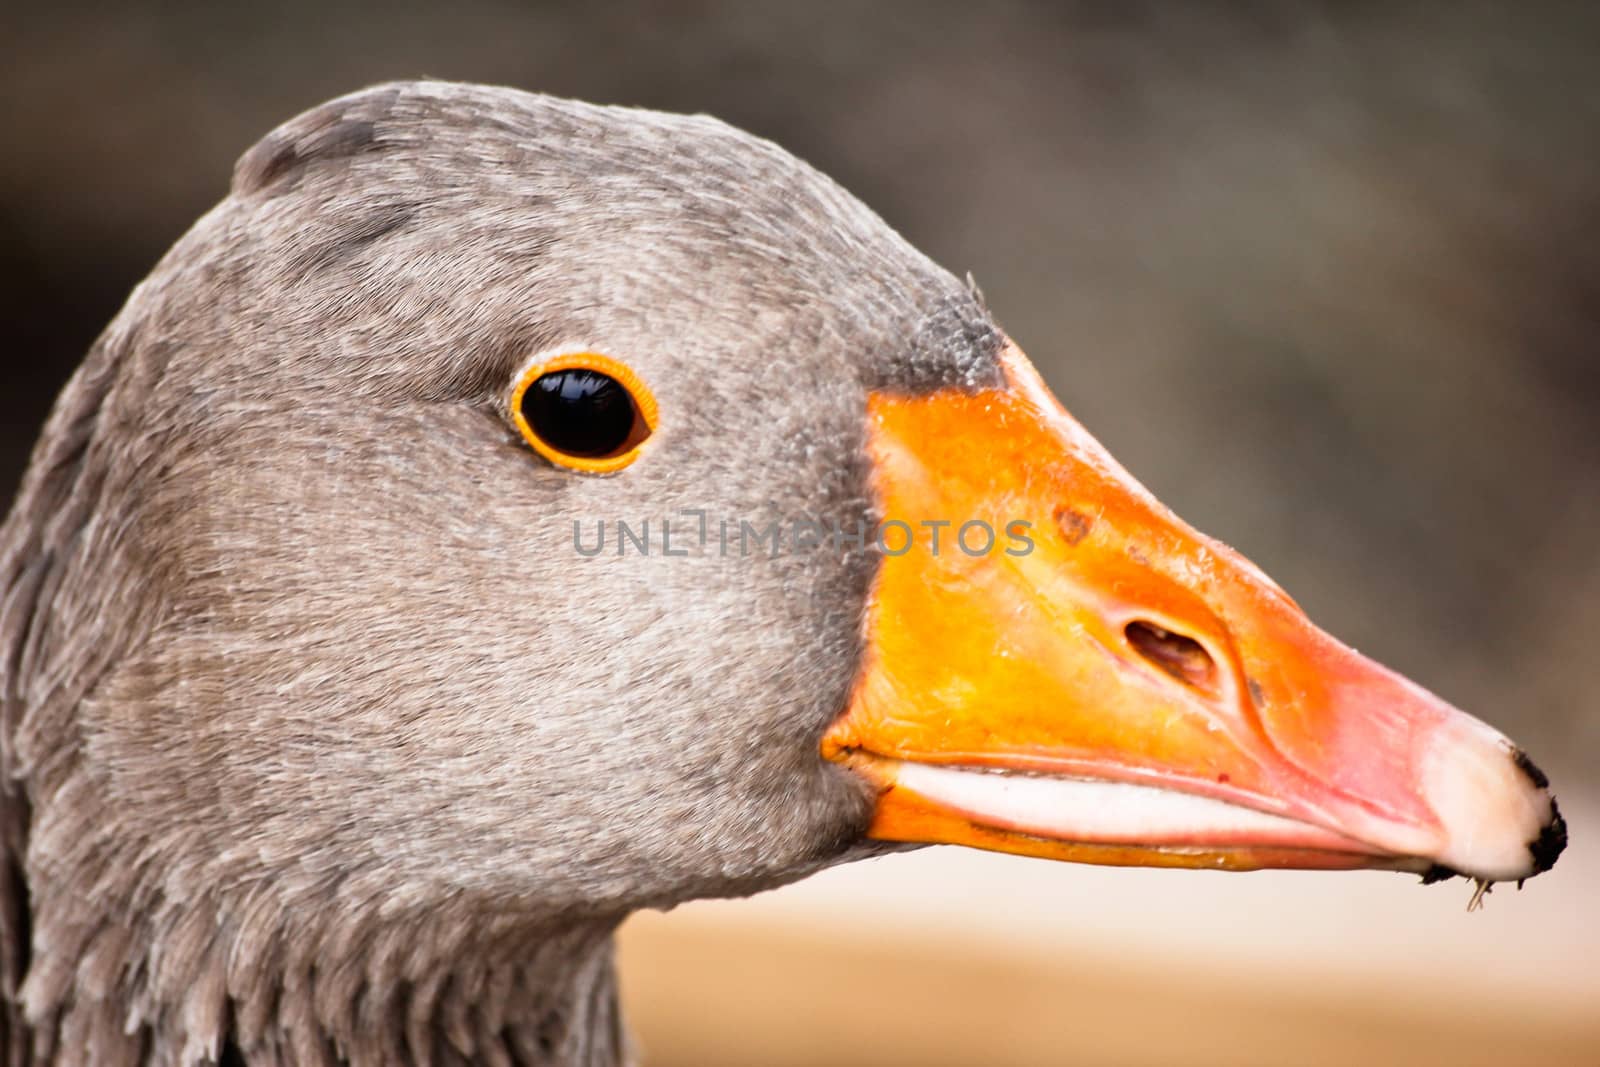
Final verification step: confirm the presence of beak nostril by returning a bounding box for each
[1125,620,1218,691]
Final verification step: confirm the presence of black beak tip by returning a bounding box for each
[1419,863,1461,885]
[1506,746,1565,877]
[1528,798,1567,876]
[1511,747,1551,790]
[1419,798,1566,887]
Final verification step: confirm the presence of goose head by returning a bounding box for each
[0,81,1565,1064]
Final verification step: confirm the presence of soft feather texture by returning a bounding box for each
[0,81,1001,1064]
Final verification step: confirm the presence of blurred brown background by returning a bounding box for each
[3,3,1596,1065]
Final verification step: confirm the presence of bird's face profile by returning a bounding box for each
[0,79,1567,1063]
[22,82,1008,923]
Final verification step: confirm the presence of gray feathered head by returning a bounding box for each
[0,81,1563,1066]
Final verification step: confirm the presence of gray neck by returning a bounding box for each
[0,335,631,1066]
[8,859,628,1066]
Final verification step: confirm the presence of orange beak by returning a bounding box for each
[824,342,1565,885]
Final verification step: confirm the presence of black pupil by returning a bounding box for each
[522,368,638,458]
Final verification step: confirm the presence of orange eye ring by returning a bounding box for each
[509,351,658,473]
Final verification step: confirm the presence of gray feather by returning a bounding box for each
[0,80,999,1065]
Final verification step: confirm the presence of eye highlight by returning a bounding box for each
[510,353,656,473]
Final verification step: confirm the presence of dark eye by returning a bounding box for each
[524,369,637,457]
[510,354,656,473]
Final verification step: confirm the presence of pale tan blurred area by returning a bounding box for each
[614,796,1600,1062]
[3,3,1596,1065]
[619,810,1600,1067]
